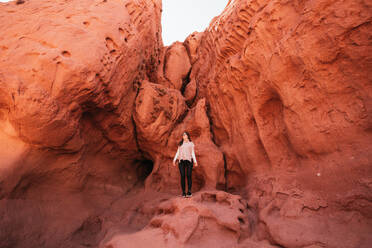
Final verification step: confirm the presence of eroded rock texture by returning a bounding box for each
[0,0,163,247]
[103,191,274,248]
[0,0,371,247]
[187,0,372,247]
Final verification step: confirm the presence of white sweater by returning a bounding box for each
[173,141,197,163]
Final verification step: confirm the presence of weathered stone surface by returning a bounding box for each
[163,41,192,90]
[102,191,274,248]
[137,95,226,193]
[184,78,197,105]
[193,0,372,182]
[187,0,372,246]
[184,31,203,65]
[1,0,371,247]
[0,0,163,247]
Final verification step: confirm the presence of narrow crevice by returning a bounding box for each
[131,114,144,156]
[205,101,229,191]
[131,79,145,158]
[187,76,200,109]
[222,153,228,192]
[130,79,157,187]
[180,69,191,95]
[205,101,217,144]
[134,159,154,182]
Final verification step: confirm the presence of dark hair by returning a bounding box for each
[178,131,192,146]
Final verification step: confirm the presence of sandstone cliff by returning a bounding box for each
[0,0,371,247]
[0,0,163,247]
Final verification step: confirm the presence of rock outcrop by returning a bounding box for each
[102,190,275,248]
[192,0,372,178]
[0,0,163,247]
[187,0,372,247]
[0,0,371,247]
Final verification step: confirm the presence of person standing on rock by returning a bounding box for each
[173,131,198,198]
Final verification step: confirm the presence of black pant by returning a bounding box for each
[178,159,193,193]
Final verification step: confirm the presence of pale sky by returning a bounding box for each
[0,0,228,45]
[161,0,228,45]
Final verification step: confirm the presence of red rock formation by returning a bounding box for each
[0,0,371,247]
[0,0,163,247]
[133,80,226,191]
[193,0,372,179]
[103,190,275,248]
[163,41,191,90]
[187,0,372,247]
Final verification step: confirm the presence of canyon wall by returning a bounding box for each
[0,0,371,247]
[0,0,163,247]
[183,0,372,247]
[185,0,372,247]
[191,0,372,187]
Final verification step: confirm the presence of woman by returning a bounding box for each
[172,131,198,197]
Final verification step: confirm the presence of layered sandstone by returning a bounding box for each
[186,0,372,247]
[0,0,163,247]
[0,0,371,247]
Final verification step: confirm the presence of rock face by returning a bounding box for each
[0,0,163,247]
[102,190,274,248]
[163,41,192,90]
[187,0,372,247]
[192,0,372,177]
[0,0,371,247]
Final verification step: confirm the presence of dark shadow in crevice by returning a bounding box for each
[134,159,154,182]
[180,69,191,95]
[192,169,206,192]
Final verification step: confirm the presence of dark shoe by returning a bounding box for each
[186,192,192,198]
[182,192,186,198]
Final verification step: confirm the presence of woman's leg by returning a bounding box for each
[186,160,193,193]
[178,160,186,194]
